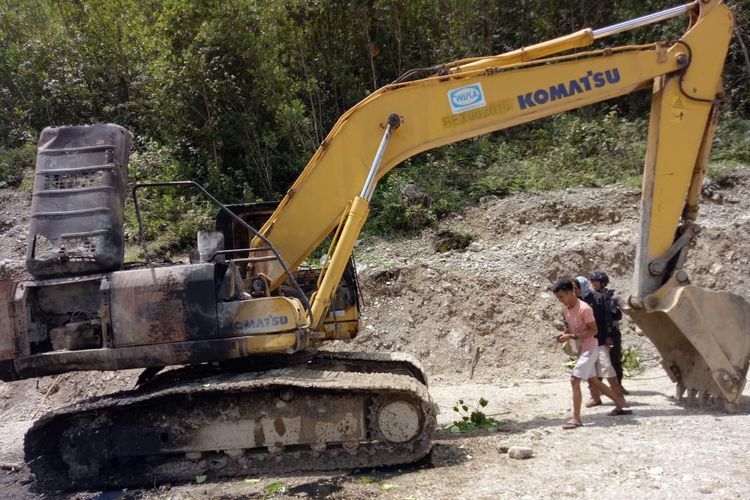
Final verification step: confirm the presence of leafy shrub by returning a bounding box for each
[707,161,741,188]
[712,117,750,164]
[443,397,503,433]
[124,139,214,259]
[0,144,36,188]
[434,230,472,253]
[621,346,642,378]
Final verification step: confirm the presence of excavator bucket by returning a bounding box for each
[628,276,750,411]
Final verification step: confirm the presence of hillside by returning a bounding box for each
[345,167,750,384]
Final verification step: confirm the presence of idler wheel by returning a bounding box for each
[376,400,420,443]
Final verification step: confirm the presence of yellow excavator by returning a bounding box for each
[1,0,748,490]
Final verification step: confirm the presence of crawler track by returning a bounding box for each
[24,352,436,491]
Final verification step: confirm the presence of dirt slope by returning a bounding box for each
[0,189,32,280]
[347,169,750,384]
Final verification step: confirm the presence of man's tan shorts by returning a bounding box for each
[595,345,617,378]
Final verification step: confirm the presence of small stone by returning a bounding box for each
[497,445,509,454]
[0,462,22,473]
[467,241,482,252]
[507,446,533,459]
[647,467,663,476]
[479,195,499,206]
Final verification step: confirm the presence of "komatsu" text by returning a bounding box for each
[517,68,621,110]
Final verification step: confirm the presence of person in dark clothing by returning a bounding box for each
[591,271,628,394]
[573,276,626,406]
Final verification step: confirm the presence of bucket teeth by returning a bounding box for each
[722,400,738,414]
[686,388,698,402]
[675,385,739,414]
[675,382,686,400]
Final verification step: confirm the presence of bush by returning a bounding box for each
[712,116,750,165]
[367,108,649,234]
[124,139,215,259]
[707,161,741,188]
[0,144,36,188]
[621,347,643,378]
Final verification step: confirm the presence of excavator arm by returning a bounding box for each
[251,0,749,406]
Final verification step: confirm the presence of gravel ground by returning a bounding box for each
[2,366,748,499]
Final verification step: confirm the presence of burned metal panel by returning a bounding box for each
[50,320,102,351]
[8,334,301,380]
[26,124,133,278]
[109,264,218,347]
[0,280,18,360]
[35,278,103,320]
[19,275,106,352]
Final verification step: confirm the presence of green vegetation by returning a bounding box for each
[621,346,643,378]
[564,356,577,370]
[443,397,503,434]
[0,144,35,188]
[434,230,473,253]
[1,1,749,251]
[369,109,652,232]
[264,481,285,496]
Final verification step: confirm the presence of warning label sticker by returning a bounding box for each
[670,96,688,122]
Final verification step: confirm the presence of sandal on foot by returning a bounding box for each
[608,408,633,416]
[585,400,602,408]
[562,421,583,430]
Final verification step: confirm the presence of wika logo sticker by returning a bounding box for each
[448,84,487,115]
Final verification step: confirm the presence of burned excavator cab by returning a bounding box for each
[26,124,132,278]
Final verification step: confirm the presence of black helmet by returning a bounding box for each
[590,271,609,286]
